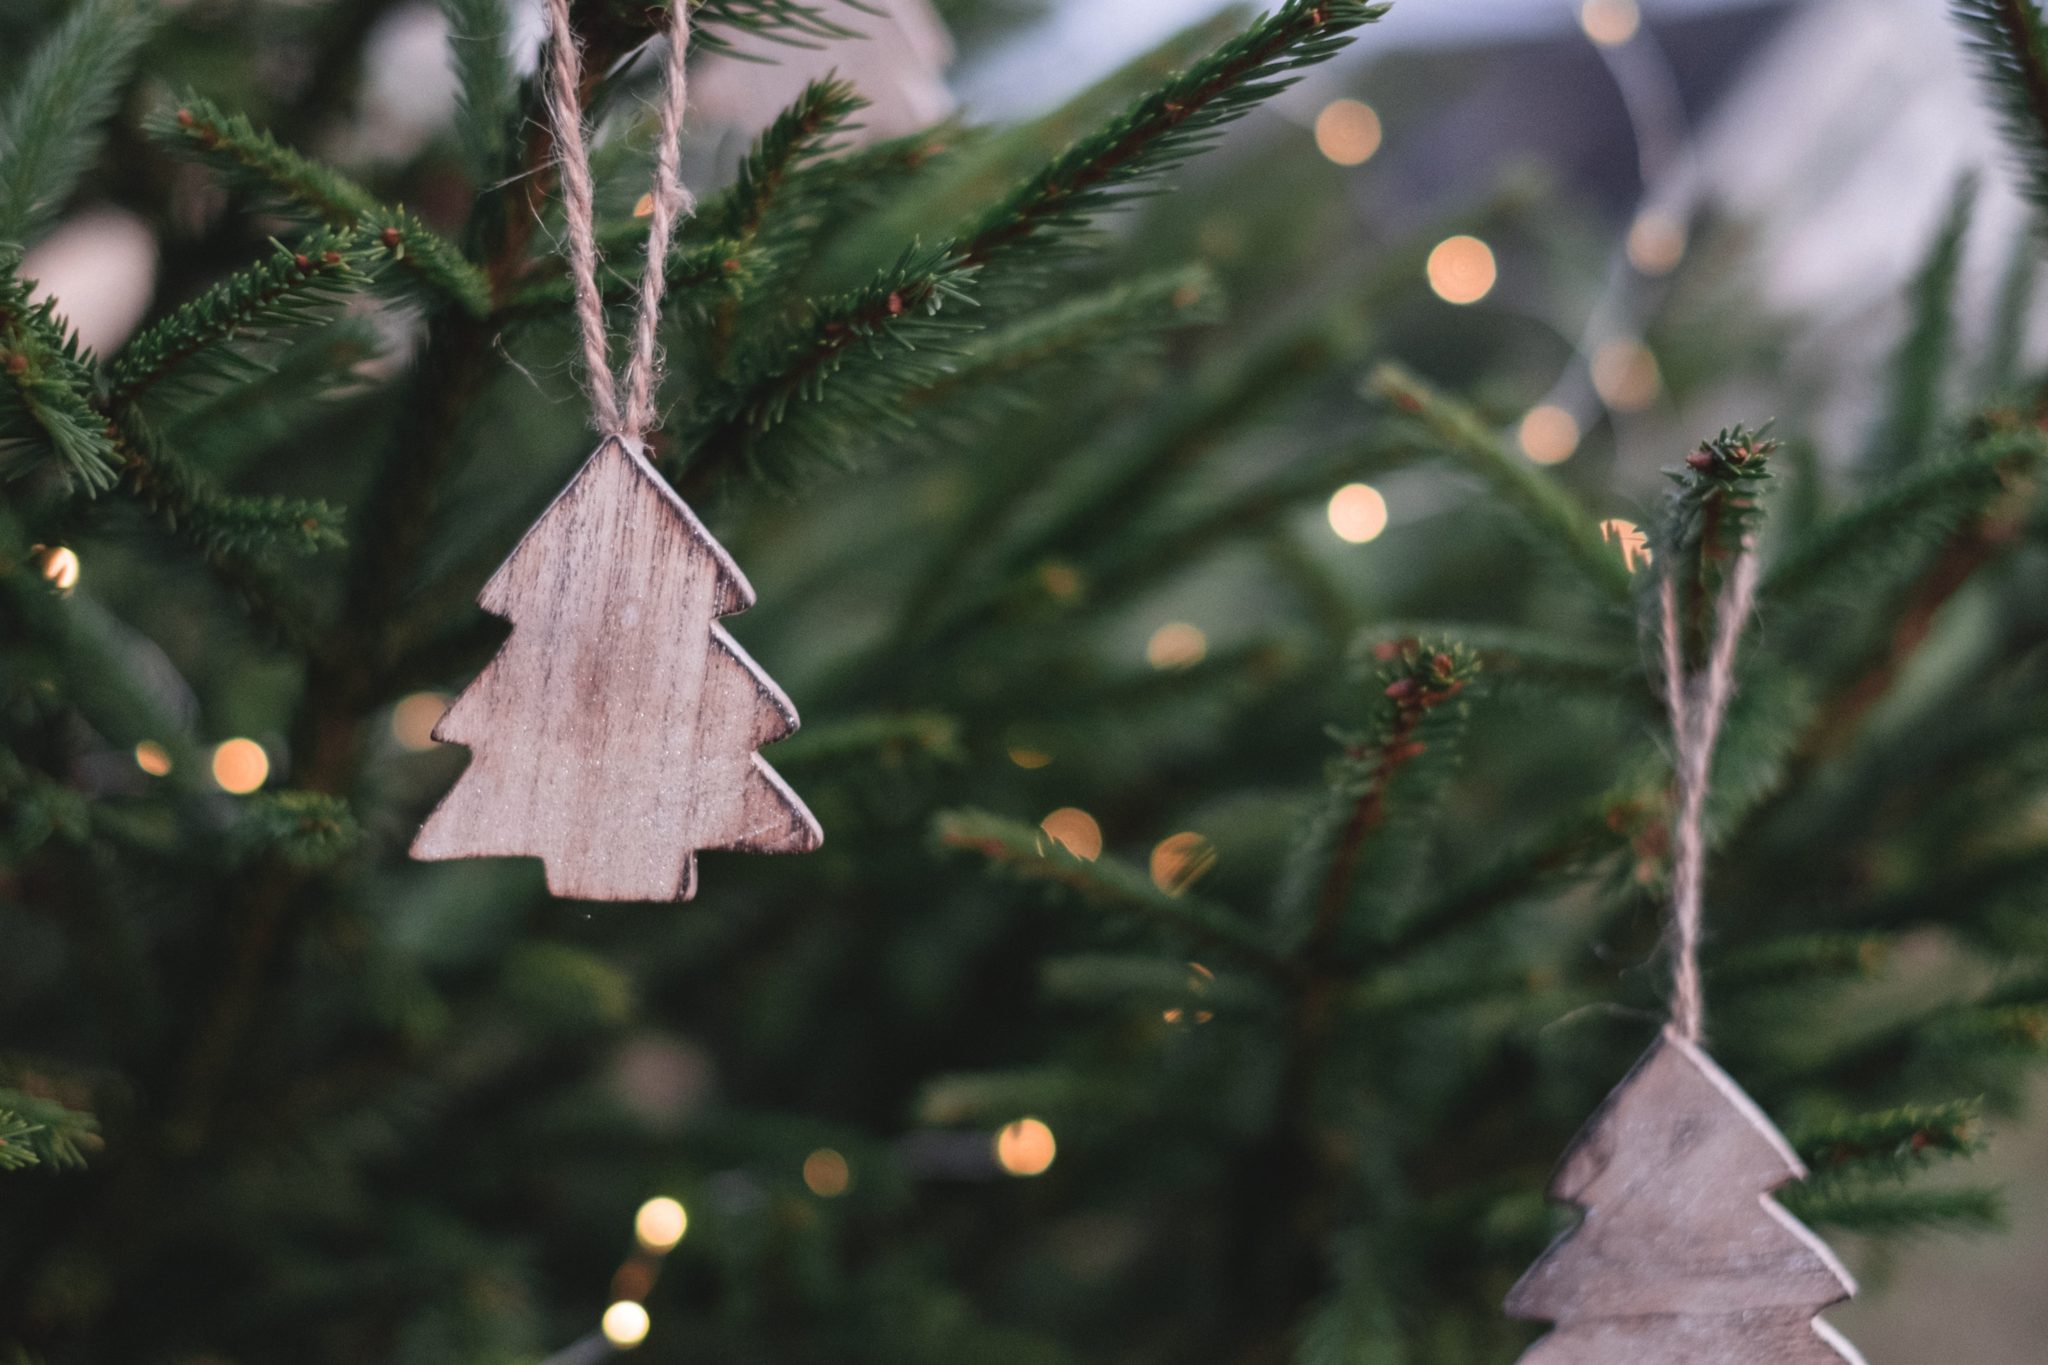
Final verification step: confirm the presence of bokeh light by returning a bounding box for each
[1626,211,1687,276]
[1008,748,1052,770]
[995,1118,1057,1177]
[1145,622,1208,670]
[633,1196,687,1252]
[803,1148,851,1197]
[210,738,269,794]
[391,691,448,751]
[1517,405,1581,465]
[1600,518,1654,574]
[602,1300,651,1349]
[1327,483,1389,544]
[1591,337,1662,412]
[35,545,79,592]
[1579,0,1641,46]
[134,741,173,777]
[1164,962,1218,1025]
[1313,98,1382,166]
[1426,235,1496,305]
[1150,832,1217,896]
[1040,807,1103,861]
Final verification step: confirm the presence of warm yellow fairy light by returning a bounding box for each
[1600,518,1654,574]
[1591,337,1661,412]
[601,1300,651,1349]
[1040,807,1103,862]
[1327,483,1389,544]
[35,545,80,592]
[1517,405,1581,466]
[1008,748,1053,770]
[632,192,656,218]
[390,691,448,752]
[633,1196,687,1252]
[1313,98,1382,166]
[803,1148,852,1197]
[1165,961,1218,1025]
[134,741,173,777]
[1579,0,1641,47]
[1149,832,1217,896]
[1145,622,1208,670]
[1626,210,1687,276]
[1038,561,1083,602]
[995,1118,1057,1177]
[1426,235,1496,305]
[210,738,269,794]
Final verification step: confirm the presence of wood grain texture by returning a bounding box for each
[1506,1028,1866,1365]
[412,435,821,900]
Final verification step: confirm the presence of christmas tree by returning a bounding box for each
[412,435,820,901]
[1506,1031,1863,1365]
[6,0,2048,1361]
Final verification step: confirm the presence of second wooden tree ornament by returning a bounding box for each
[1505,1030,1864,1364]
[1507,432,1865,1364]
[412,436,821,900]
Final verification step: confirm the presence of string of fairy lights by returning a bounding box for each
[554,1122,1058,1357]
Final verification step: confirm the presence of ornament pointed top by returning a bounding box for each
[1552,1027,1807,1203]
[482,436,756,618]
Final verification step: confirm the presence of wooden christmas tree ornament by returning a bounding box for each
[411,436,820,900]
[412,0,818,900]
[1507,544,1867,1363]
[1505,1029,1865,1365]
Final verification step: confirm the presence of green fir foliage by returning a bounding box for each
[6,2,2048,1362]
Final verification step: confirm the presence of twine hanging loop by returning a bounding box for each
[542,0,694,441]
[1657,539,1760,1044]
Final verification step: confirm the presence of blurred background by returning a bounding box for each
[7,0,2048,1361]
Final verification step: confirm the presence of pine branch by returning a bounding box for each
[0,1089,99,1172]
[1278,641,1481,958]
[1660,423,1776,669]
[0,0,157,246]
[1986,229,2039,389]
[151,99,489,315]
[1766,428,2046,606]
[1791,425,2040,762]
[104,407,330,648]
[934,809,1283,970]
[677,243,979,484]
[0,259,120,488]
[907,265,1221,412]
[703,77,868,243]
[955,1,1387,270]
[1354,621,1639,701]
[1392,804,1620,954]
[1866,174,1974,474]
[228,792,362,869]
[1711,932,1893,988]
[439,0,516,180]
[688,0,866,53]
[153,98,377,222]
[109,232,374,404]
[1953,0,2048,225]
[1793,1100,1985,1176]
[894,308,1372,652]
[1781,1181,2003,1236]
[1367,363,1633,601]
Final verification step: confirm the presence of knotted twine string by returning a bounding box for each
[543,0,694,440]
[1657,545,1760,1044]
